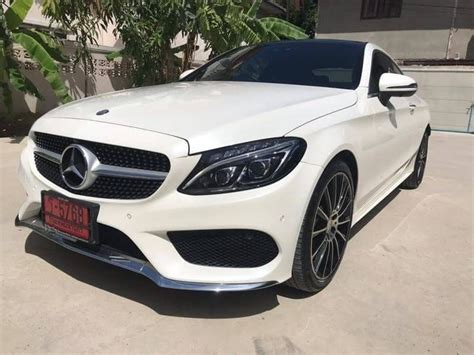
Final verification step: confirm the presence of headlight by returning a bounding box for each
[179,137,306,195]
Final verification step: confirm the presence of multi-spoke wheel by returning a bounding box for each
[401,129,429,190]
[311,172,353,281]
[287,160,355,293]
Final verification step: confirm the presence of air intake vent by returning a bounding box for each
[168,230,279,268]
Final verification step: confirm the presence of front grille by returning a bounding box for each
[33,132,170,200]
[35,132,170,171]
[168,230,279,268]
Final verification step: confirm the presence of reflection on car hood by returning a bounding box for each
[44,81,358,153]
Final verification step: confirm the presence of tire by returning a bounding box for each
[287,160,355,293]
[401,130,429,190]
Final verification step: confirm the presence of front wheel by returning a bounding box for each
[287,160,354,293]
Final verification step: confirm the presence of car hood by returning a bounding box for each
[45,81,357,153]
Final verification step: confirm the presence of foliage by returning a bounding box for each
[105,0,184,86]
[2,0,309,110]
[288,0,318,38]
[41,0,113,96]
[0,0,71,114]
[106,0,308,86]
[193,0,308,58]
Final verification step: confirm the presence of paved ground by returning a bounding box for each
[0,132,472,354]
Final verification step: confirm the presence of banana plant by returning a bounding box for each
[0,0,72,114]
[105,0,308,84]
[183,0,308,69]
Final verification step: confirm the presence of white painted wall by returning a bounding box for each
[402,66,474,132]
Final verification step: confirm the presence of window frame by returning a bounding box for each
[360,0,403,20]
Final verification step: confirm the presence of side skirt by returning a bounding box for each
[352,156,415,225]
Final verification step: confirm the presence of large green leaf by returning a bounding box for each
[40,67,72,103]
[260,17,308,40]
[8,65,42,99]
[261,17,307,32]
[247,0,262,18]
[9,69,42,99]
[18,29,68,63]
[236,21,261,45]
[11,31,59,72]
[106,50,124,61]
[5,0,33,30]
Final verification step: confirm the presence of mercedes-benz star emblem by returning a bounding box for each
[60,144,97,190]
[96,109,109,116]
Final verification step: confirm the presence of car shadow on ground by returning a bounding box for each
[24,188,401,319]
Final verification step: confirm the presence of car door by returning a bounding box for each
[367,51,417,193]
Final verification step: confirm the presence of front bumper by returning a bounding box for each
[15,216,276,292]
[17,118,323,290]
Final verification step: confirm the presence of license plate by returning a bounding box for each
[41,191,99,244]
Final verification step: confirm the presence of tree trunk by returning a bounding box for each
[83,56,89,97]
[182,32,196,72]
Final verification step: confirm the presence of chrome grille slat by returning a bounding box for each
[34,132,170,172]
[33,132,170,200]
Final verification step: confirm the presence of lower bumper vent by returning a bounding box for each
[168,230,278,268]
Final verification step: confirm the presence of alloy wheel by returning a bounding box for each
[310,172,353,281]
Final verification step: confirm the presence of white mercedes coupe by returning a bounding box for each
[16,40,430,293]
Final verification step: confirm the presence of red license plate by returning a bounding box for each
[41,191,99,243]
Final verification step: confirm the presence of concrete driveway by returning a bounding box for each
[0,132,472,354]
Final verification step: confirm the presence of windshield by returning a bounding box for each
[183,40,366,90]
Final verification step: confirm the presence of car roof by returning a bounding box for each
[259,38,368,48]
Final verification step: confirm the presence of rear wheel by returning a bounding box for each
[287,160,354,293]
[401,130,429,190]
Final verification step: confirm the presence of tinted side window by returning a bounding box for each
[369,51,402,95]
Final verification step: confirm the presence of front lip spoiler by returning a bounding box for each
[15,215,278,292]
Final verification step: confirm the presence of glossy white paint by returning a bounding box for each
[44,82,357,153]
[17,42,430,287]
[379,73,418,93]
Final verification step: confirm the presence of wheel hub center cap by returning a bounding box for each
[327,213,339,236]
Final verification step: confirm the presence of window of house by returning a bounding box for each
[361,0,403,19]
[369,51,403,95]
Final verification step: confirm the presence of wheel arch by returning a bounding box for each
[325,149,359,196]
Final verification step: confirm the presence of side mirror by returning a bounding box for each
[379,73,417,105]
[179,69,195,80]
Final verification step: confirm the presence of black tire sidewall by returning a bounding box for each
[415,132,429,185]
[297,160,355,290]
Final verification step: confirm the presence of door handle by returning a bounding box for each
[409,104,417,114]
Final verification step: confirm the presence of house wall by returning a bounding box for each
[317,0,474,60]
[0,44,131,118]
[402,66,474,132]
